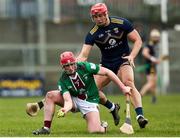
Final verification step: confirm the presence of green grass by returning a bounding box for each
[0,94,180,137]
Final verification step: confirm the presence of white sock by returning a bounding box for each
[110,103,115,111]
[44,127,50,130]
[136,115,143,120]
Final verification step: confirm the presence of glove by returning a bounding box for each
[57,109,65,118]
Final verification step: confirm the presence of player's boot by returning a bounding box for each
[137,115,148,128]
[151,96,157,104]
[33,127,50,135]
[101,121,108,133]
[110,104,120,126]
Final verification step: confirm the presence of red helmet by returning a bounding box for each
[60,51,76,66]
[90,3,108,16]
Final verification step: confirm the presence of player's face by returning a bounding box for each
[151,36,160,44]
[62,63,77,75]
[92,13,109,26]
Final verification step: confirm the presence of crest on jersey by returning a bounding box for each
[113,28,119,33]
[109,38,116,45]
[89,63,96,70]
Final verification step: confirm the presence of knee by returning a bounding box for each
[45,91,54,101]
[148,81,155,88]
[150,83,156,90]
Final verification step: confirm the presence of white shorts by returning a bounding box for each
[72,97,99,116]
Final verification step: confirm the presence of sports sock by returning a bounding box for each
[103,100,114,111]
[38,101,44,109]
[135,107,143,117]
[44,120,52,129]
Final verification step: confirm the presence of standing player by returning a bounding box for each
[32,51,131,135]
[77,3,148,128]
[140,29,161,103]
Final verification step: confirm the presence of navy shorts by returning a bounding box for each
[101,59,130,74]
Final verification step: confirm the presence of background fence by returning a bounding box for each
[0,0,179,96]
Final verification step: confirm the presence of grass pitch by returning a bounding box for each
[0,94,180,137]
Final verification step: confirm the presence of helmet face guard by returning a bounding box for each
[90,3,108,16]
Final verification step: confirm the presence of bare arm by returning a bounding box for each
[128,29,142,58]
[97,66,131,94]
[61,92,73,114]
[77,44,92,62]
[142,47,160,63]
[142,47,151,59]
[122,29,142,67]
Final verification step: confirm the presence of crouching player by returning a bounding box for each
[32,51,131,135]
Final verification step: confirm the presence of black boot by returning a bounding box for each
[111,104,120,126]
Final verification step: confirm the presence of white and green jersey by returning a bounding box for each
[58,62,100,104]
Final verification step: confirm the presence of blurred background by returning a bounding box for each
[0,0,179,97]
